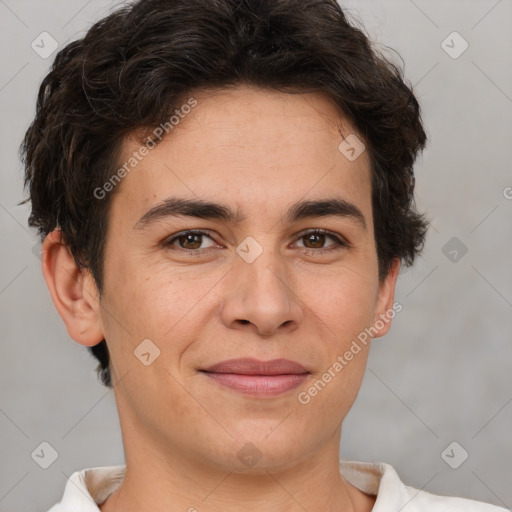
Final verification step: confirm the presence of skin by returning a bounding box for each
[42,85,400,512]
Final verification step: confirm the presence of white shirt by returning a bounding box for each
[47,460,508,511]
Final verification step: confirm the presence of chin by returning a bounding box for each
[205,428,310,474]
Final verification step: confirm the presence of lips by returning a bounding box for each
[201,358,309,375]
[200,358,309,397]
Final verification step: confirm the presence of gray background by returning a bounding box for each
[1,0,511,510]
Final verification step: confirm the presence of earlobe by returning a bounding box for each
[41,230,105,347]
[372,258,401,339]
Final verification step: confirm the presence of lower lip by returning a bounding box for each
[202,372,309,396]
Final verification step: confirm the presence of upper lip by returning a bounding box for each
[201,358,309,375]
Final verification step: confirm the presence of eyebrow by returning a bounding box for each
[134,196,367,231]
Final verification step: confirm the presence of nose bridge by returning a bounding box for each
[239,242,290,305]
[222,239,302,334]
[246,247,287,296]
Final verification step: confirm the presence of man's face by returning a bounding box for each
[97,85,398,472]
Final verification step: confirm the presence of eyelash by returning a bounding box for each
[162,228,349,255]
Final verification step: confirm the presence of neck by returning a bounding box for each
[99,426,375,512]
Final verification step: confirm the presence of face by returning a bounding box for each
[88,85,398,473]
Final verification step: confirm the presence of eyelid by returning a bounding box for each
[162,228,350,252]
[291,228,350,249]
[162,229,221,250]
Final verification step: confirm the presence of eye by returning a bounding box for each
[162,228,348,254]
[163,230,219,251]
[293,229,348,252]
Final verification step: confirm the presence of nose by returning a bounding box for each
[219,246,303,337]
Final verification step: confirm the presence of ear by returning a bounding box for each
[371,258,401,339]
[41,230,104,347]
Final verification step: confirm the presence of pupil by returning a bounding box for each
[181,234,201,249]
[306,233,324,248]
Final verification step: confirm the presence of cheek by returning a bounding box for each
[303,269,378,342]
[101,260,217,358]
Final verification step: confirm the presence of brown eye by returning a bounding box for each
[163,230,218,251]
[177,233,203,249]
[295,229,345,251]
[303,232,327,248]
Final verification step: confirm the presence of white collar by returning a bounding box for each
[49,460,506,511]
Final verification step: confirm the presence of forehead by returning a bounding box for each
[111,85,372,224]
